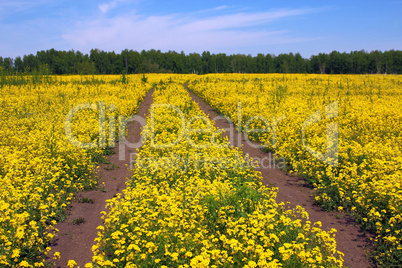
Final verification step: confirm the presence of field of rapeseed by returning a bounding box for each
[188,73,402,266]
[3,73,399,267]
[0,74,150,267]
[88,79,343,267]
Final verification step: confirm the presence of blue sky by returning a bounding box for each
[0,0,401,58]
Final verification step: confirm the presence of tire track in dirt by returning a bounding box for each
[47,88,154,267]
[186,85,374,268]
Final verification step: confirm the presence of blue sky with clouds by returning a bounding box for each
[0,0,401,58]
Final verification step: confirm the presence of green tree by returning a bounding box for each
[23,54,38,73]
[2,57,13,72]
[14,56,23,73]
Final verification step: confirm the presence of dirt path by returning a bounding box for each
[186,86,374,268]
[47,88,154,267]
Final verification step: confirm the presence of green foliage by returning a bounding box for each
[77,197,94,204]
[2,49,402,75]
[141,74,148,83]
[121,71,128,83]
[72,217,85,225]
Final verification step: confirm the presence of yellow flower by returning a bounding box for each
[171,252,180,261]
[19,261,30,267]
[11,249,20,258]
[67,260,78,268]
[53,251,61,260]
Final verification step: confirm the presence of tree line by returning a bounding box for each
[1,48,401,75]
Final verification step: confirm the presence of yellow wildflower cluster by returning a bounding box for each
[0,75,150,266]
[90,79,343,267]
[188,73,402,266]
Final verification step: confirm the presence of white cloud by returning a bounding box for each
[177,9,311,32]
[62,8,317,54]
[98,3,112,14]
[213,5,229,11]
[98,0,130,14]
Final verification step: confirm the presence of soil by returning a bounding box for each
[186,86,374,268]
[46,88,154,267]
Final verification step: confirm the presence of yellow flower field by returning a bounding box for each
[89,80,343,267]
[0,75,150,267]
[188,73,402,266]
[2,73,400,267]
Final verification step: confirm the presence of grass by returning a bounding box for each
[77,197,94,204]
[102,148,116,156]
[104,163,119,170]
[72,217,85,225]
